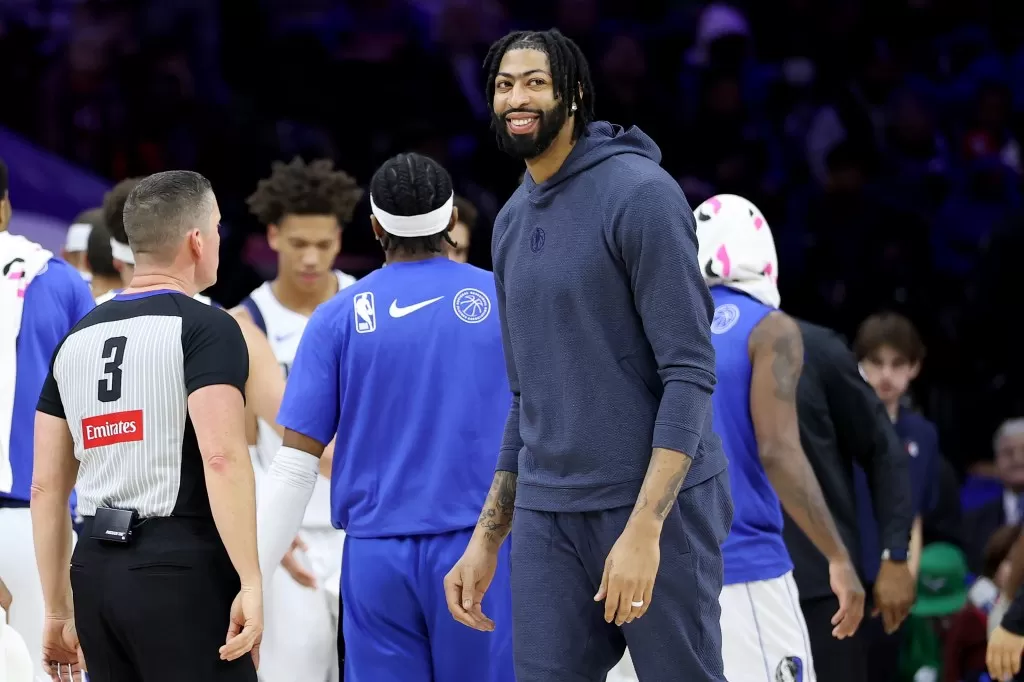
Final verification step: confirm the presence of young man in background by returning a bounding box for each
[853,312,943,682]
[235,156,362,682]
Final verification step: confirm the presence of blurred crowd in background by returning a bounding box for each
[4,0,1024,679]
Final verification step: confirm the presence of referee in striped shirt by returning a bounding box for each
[31,170,262,682]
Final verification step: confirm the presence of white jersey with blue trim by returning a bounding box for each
[248,270,355,529]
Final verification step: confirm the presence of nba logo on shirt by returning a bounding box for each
[354,292,376,334]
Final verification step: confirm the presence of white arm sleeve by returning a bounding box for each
[256,446,320,588]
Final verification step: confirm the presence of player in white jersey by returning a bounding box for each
[233,156,363,682]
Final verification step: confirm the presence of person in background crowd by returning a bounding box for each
[853,311,945,682]
[236,156,363,682]
[84,221,121,301]
[967,419,1024,574]
[987,536,1024,681]
[445,195,478,264]
[0,156,94,681]
[899,543,988,682]
[977,524,1021,636]
[60,207,103,283]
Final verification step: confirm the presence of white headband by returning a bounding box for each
[110,238,135,265]
[369,192,454,238]
[64,223,92,252]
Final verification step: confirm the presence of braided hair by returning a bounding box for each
[482,28,595,142]
[369,153,455,255]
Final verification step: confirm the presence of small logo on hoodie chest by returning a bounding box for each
[530,227,546,253]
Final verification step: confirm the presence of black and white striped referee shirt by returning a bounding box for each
[36,289,249,518]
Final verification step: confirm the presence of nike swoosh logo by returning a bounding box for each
[389,296,444,318]
[273,331,298,343]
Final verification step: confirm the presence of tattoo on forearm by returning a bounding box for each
[654,460,690,519]
[478,471,517,545]
[771,333,800,401]
[631,450,692,523]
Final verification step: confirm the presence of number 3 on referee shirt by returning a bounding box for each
[98,336,127,403]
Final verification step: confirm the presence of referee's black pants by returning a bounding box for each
[800,594,869,682]
[801,591,904,682]
[71,515,257,682]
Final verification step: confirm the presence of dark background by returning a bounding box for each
[2,0,1024,481]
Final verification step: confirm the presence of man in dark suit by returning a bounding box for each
[965,418,1024,574]
[785,319,916,682]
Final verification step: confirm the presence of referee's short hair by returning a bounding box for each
[123,170,215,262]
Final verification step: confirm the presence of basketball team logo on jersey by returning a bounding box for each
[711,303,741,334]
[354,292,376,333]
[453,288,491,324]
[775,655,803,682]
[82,410,144,449]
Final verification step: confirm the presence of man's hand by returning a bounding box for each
[221,585,263,668]
[281,536,317,589]
[829,556,866,638]
[444,541,499,632]
[988,625,1024,681]
[41,615,85,682]
[595,522,660,626]
[873,559,915,633]
[0,576,11,622]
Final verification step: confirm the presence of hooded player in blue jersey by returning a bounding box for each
[254,152,514,682]
[691,193,865,681]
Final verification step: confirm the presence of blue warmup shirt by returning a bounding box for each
[492,121,726,512]
[278,257,510,538]
[709,286,793,585]
[855,406,940,582]
[3,258,94,502]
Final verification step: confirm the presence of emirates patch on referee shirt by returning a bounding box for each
[82,410,144,449]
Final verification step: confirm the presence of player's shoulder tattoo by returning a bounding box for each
[751,310,804,401]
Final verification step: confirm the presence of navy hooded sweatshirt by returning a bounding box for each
[492,121,727,512]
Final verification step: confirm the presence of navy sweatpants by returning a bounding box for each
[342,528,514,682]
[511,470,733,682]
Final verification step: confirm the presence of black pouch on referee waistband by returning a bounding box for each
[90,507,138,544]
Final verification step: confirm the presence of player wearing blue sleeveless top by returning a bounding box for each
[694,194,864,682]
[711,286,794,585]
[255,153,514,682]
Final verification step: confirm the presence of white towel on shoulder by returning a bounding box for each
[0,232,54,494]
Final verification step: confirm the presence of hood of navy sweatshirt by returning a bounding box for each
[522,122,663,204]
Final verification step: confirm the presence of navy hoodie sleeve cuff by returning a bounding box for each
[496,394,523,474]
[496,447,519,474]
[652,381,710,457]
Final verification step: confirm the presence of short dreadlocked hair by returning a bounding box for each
[369,153,455,255]
[102,177,143,244]
[483,28,595,142]
[247,157,363,228]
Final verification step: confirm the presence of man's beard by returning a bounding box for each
[492,104,568,160]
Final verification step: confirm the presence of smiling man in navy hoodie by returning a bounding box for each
[444,29,732,682]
